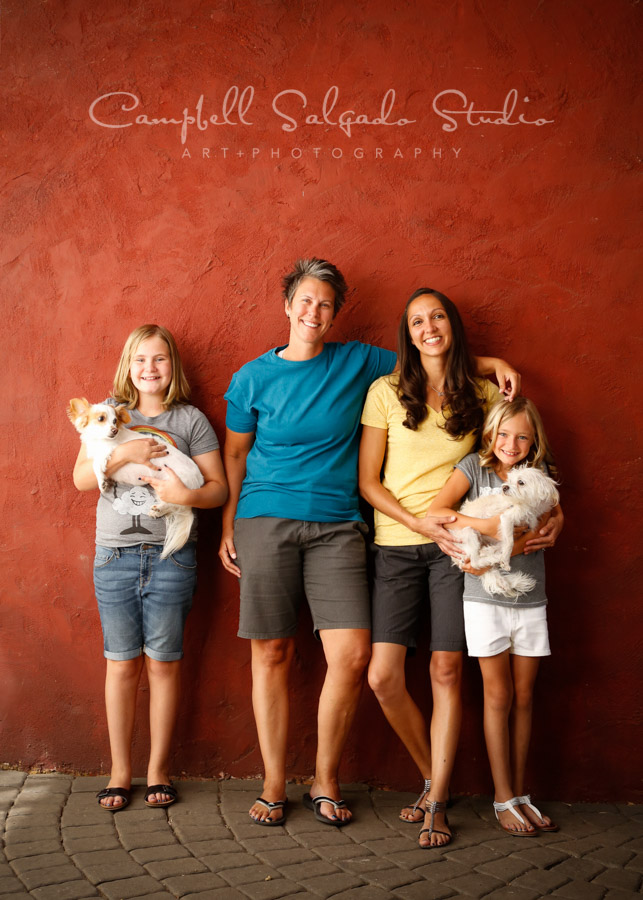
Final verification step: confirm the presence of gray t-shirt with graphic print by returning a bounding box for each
[95,403,219,548]
[455,453,548,608]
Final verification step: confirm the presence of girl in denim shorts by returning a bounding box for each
[429,397,563,837]
[72,325,227,811]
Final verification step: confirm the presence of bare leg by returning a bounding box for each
[146,657,182,805]
[419,651,462,847]
[248,638,295,823]
[510,655,553,827]
[102,657,144,808]
[310,628,371,823]
[368,643,432,821]
[479,652,534,834]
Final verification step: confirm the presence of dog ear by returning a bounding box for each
[115,405,131,426]
[67,398,90,431]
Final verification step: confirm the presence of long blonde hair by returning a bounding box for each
[112,324,191,410]
[479,397,558,479]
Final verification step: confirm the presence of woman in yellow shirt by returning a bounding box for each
[360,288,511,849]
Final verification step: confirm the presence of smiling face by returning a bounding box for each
[406,294,453,360]
[129,336,173,400]
[285,277,335,354]
[493,412,535,471]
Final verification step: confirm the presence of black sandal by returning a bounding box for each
[145,783,178,808]
[419,800,452,849]
[96,787,131,811]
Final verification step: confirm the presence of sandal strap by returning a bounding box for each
[255,796,286,812]
[493,797,526,826]
[515,794,543,821]
[145,783,177,800]
[411,778,432,813]
[426,800,447,815]
[419,827,451,838]
[311,795,347,811]
[96,787,130,800]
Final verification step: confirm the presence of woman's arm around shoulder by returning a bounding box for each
[475,356,521,400]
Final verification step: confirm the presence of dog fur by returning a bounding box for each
[451,466,560,598]
[68,398,204,559]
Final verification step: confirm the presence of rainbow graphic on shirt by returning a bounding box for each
[128,425,178,448]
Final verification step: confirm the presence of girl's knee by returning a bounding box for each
[107,657,144,680]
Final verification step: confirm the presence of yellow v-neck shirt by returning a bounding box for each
[361,375,500,545]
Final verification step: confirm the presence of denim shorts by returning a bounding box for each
[93,542,197,662]
[234,517,371,639]
[371,542,465,651]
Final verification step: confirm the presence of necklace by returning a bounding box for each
[429,383,445,397]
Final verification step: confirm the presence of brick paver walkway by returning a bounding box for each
[1,772,641,899]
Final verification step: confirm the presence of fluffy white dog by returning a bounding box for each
[451,466,559,598]
[68,398,204,559]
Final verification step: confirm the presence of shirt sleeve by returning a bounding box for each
[189,408,220,456]
[363,345,397,382]
[360,378,391,428]
[224,370,258,434]
[454,452,480,486]
[482,379,502,410]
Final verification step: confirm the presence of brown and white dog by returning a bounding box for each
[68,398,204,559]
[451,466,560,598]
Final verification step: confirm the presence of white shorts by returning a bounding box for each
[463,601,551,658]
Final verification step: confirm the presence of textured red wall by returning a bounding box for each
[1,0,641,801]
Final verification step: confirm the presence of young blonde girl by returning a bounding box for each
[429,397,563,836]
[73,325,228,811]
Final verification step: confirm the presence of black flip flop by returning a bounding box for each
[96,787,131,811]
[303,792,350,827]
[250,796,288,826]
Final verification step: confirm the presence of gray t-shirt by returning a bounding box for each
[455,453,547,608]
[95,403,219,548]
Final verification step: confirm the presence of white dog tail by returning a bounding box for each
[160,506,195,559]
[481,570,536,599]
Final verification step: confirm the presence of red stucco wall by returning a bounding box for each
[1,0,641,801]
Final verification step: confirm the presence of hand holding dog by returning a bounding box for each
[414,513,464,558]
[524,506,564,554]
[140,467,191,506]
[115,438,168,469]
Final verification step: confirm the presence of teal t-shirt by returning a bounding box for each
[225,341,396,522]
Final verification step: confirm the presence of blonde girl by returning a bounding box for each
[73,325,228,811]
[429,397,563,836]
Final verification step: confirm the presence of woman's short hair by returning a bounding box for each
[112,324,191,410]
[282,258,348,315]
[479,396,558,478]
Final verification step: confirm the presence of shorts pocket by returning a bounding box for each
[169,543,197,570]
[94,546,117,569]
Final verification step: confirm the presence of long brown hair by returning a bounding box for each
[396,288,485,437]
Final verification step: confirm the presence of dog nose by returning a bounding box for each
[502,484,510,494]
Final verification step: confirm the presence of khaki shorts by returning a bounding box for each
[234,517,371,639]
